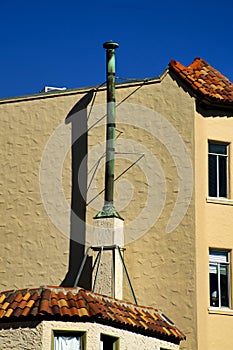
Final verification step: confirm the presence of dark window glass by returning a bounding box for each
[220,264,229,307]
[209,154,217,197]
[209,143,227,155]
[101,334,118,350]
[208,142,228,198]
[219,156,227,197]
[209,263,219,307]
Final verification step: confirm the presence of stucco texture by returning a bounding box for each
[0,321,42,350]
[0,73,194,348]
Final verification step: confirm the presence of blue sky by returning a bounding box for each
[1,0,233,98]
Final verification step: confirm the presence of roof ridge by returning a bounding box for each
[0,286,170,314]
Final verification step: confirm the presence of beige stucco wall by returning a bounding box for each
[0,94,73,289]
[42,320,180,350]
[0,319,180,350]
[0,74,195,348]
[107,75,196,350]
[195,110,233,350]
[0,321,42,349]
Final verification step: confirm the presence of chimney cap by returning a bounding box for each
[103,41,119,50]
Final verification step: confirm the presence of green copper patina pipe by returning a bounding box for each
[95,41,122,219]
[103,41,118,206]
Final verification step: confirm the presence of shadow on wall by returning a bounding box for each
[61,90,94,289]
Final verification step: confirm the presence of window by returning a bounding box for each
[100,334,119,350]
[54,332,85,350]
[209,250,230,308]
[208,142,228,198]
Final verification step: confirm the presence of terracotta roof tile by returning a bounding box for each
[26,299,35,308]
[22,292,31,301]
[13,307,23,318]
[30,298,40,317]
[57,299,68,308]
[21,307,31,317]
[4,308,13,318]
[8,301,19,311]
[1,302,9,310]
[6,294,17,304]
[0,286,185,343]
[60,306,71,317]
[51,304,60,315]
[77,307,89,317]
[0,295,6,304]
[169,58,233,105]
[14,293,23,303]
[40,299,51,314]
[68,306,79,316]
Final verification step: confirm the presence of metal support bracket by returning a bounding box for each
[74,245,137,304]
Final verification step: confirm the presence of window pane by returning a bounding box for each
[54,335,81,350]
[220,265,229,307]
[209,263,217,274]
[209,263,219,307]
[209,250,228,263]
[209,143,227,155]
[219,155,227,197]
[209,250,230,308]
[208,154,217,197]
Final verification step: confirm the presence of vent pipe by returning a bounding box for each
[95,41,122,219]
[75,41,137,302]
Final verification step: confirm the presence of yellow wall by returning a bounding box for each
[195,111,233,350]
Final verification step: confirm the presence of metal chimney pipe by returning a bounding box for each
[95,41,122,219]
[103,41,118,207]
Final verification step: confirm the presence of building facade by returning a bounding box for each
[0,56,233,349]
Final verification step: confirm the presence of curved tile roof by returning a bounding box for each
[0,286,185,343]
[169,58,233,104]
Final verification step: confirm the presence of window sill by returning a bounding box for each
[206,197,233,205]
[208,307,233,316]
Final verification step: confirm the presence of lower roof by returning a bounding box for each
[0,286,185,344]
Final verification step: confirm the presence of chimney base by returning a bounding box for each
[91,217,124,299]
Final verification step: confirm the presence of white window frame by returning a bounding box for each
[209,249,230,308]
[208,141,229,198]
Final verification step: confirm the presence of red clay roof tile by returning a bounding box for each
[12,307,23,318]
[169,58,233,105]
[14,293,23,303]
[51,304,60,315]
[0,286,185,343]
[21,307,31,317]
[40,299,51,314]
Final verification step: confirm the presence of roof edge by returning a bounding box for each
[0,72,168,105]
